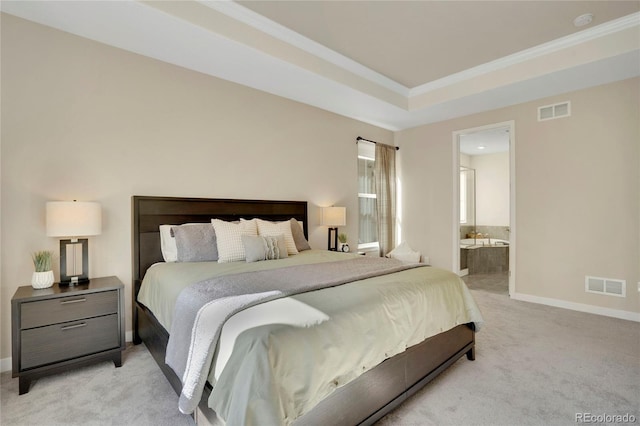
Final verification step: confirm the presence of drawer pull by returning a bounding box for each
[60,298,87,305]
[61,322,87,331]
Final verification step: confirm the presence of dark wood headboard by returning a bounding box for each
[131,196,308,285]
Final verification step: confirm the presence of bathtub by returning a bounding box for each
[460,238,509,248]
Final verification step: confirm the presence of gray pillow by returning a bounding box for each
[172,223,218,262]
[289,219,311,251]
[241,234,288,263]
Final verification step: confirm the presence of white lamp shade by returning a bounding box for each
[46,201,102,237]
[321,206,346,227]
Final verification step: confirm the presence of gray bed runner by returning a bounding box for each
[165,255,423,414]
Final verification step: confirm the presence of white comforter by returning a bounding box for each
[138,250,484,425]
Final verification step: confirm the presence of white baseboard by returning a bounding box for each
[1,331,135,373]
[1,356,11,373]
[511,292,640,322]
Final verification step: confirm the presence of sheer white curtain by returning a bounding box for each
[374,143,397,257]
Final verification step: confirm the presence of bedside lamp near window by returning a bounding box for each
[321,206,346,251]
[46,201,102,285]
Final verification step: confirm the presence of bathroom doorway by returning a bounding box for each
[453,121,515,296]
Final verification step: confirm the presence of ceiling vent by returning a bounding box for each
[585,276,626,298]
[538,101,571,121]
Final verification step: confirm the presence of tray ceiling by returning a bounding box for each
[2,1,639,130]
[240,1,639,88]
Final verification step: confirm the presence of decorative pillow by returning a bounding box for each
[241,234,288,263]
[289,219,310,251]
[386,241,421,263]
[212,219,258,263]
[172,223,218,262]
[256,219,298,255]
[159,223,205,262]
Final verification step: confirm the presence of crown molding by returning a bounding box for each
[197,2,639,100]
[199,0,410,97]
[1,1,637,131]
[409,12,640,97]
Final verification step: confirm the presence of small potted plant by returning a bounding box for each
[31,250,54,289]
[338,233,350,253]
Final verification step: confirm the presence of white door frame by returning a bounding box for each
[452,120,516,296]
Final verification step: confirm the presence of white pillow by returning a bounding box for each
[160,223,212,262]
[212,219,258,263]
[256,219,299,255]
[386,241,421,263]
[159,225,178,262]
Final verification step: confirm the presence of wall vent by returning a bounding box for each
[538,101,571,121]
[585,276,626,298]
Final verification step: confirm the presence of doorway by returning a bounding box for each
[453,121,515,296]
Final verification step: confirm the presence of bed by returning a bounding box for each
[132,195,482,425]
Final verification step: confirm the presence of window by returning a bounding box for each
[460,169,467,224]
[358,141,378,249]
[460,166,475,225]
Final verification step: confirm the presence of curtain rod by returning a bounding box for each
[356,136,399,150]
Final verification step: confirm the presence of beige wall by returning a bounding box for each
[397,77,639,315]
[2,14,638,367]
[0,15,392,360]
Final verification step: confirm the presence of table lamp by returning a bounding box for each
[46,201,102,285]
[321,206,346,251]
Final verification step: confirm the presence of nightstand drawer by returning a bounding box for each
[20,290,118,329]
[21,314,119,370]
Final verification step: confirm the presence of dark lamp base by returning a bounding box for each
[327,227,339,251]
[59,277,90,287]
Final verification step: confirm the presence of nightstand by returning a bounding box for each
[11,276,125,394]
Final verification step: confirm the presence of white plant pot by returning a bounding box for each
[32,271,54,289]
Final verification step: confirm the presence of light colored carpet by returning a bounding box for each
[378,287,640,426]
[2,285,638,426]
[1,343,195,426]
